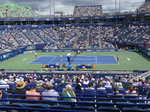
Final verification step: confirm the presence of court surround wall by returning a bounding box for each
[0,43,149,62]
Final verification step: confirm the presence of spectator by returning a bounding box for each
[74,83,83,94]
[61,84,76,102]
[0,77,7,84]
[104,80,112,89]
[26,81,41,100]
[83,78,89,85]
[109,87,123,95]
[13,81,27,99]
[126,85,138,95]
[24,78,30,90]
[0,91,2,98]
[85,82,95,90]
[0,77,9,89]
[42,82,60,101]
[97,82,106,92]
[36,80,44,91]
[75,83,82,91]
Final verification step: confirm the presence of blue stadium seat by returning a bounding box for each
[97,106,120,112]
[3,103,26,112]
[136,103,150,109]
[73,105,95,111]
[0,102,9,111]
[50,104,71,110]
[146,108,150,112]
[77,101,95,107]
[96,89,106,95]
[96,97,111,102]
[122,107,146,112]
[97,101,114,108]
[116,102,135,110]
[26,104,50,109]
[124,95,138,100]
[41,99,58,106]
[129,99,146,103]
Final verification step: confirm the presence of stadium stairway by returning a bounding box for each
[133,71,150,81]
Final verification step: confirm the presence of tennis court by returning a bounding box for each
[29,55,118,65]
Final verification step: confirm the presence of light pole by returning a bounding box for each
[53,0,55,17]
[119,0,121,13]
[115,0,117,14]
[115,0,118,25]
[49,0,51,15]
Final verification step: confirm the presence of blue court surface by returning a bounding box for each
[29,55,118,65]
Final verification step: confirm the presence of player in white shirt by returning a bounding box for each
[35,53,37,58]
[59,54,62,61]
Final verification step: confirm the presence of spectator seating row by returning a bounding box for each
[0,96,150,112]
[1,25,150,52]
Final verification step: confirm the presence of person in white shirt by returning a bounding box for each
[59,54,62,61]
[35,53,37,58]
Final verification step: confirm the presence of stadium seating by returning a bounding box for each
[0,4,35,18]
[73,5,102,17]
[0,1,150,112]
[0,24,149,52]
[137,0,150,12]
[0,72,149,112]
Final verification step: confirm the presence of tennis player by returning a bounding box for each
[60,54,62,61]
[35,53,37,58]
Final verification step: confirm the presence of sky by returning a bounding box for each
[0,0,145,15]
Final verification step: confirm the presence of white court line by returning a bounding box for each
[48,56,57,64]
[113,55,119,65]
[127,58,130,61]
[22,58,27,61]
[28,56,43,64]
[96,56,98,63]
[73,59,94,60]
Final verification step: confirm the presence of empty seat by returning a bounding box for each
[77,101,95,107]
[96,97,111,102]
[124,95,138,99]
[26,104,50,112]
[26,104,50,109]
[3,103,26,112]
[23,99,38,104]
[122,107,146,112]
[129,99,146,103]
[136,103,150,109]
[97,101,114,108]
[73,106,95,111]
[97,106,120,112]
[50,104,71,110]
[41,99,58,106]
[116,102,135,110]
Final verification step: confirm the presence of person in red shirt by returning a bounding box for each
[26,81,41,100]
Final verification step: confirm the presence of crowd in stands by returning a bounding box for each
[4,75,150,111]
[73,5,102,17]
[137,0,150,12]
[100,25,150,45]
[0,72,149,111]
[0,72,149,97]
[0,25,150,53]
[0,4,35,18]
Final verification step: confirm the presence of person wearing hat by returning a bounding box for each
[41,82,59,101]
[13,81,27,99]
[25,81,41,100]
[36,80,44,91]
[61,84,76,102]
